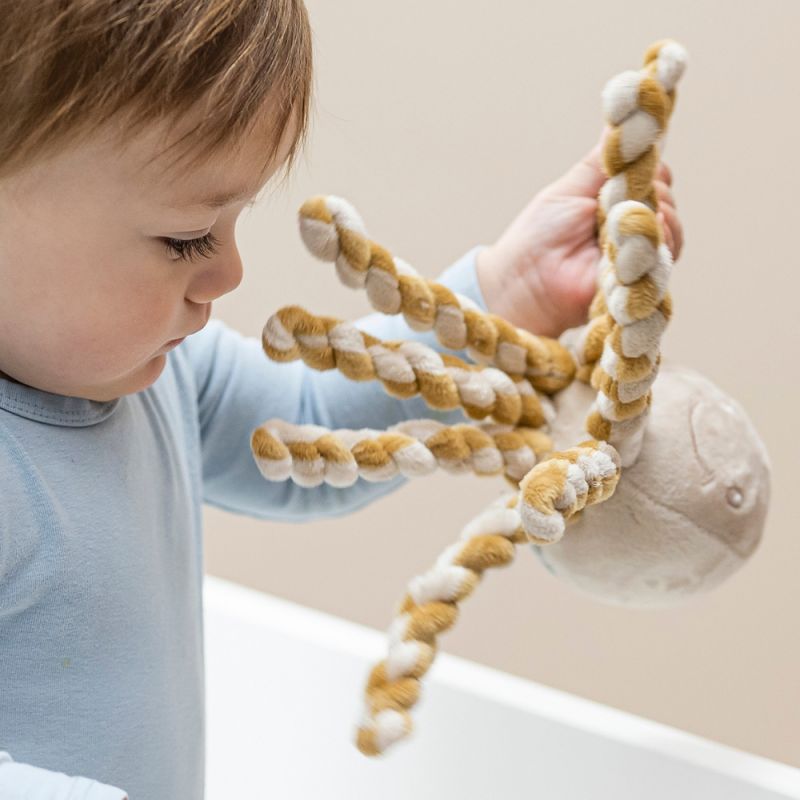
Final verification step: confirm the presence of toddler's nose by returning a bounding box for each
[188,248,243,303]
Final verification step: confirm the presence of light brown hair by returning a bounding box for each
[0,0,313,182]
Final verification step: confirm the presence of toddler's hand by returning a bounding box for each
[476,132,682,339]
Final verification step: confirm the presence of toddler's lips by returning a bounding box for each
[165,322,206,349]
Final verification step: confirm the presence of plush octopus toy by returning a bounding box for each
[250,40,771,756]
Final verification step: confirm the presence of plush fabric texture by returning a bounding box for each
[538,363,771,606]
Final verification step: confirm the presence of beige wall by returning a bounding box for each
[204,0,800,767]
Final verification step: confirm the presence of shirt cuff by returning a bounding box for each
[434,245,489,312]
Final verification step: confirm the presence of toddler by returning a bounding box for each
[0,1,680,797]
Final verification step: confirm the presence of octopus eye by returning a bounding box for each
[726,486,744,509]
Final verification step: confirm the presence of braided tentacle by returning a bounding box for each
[355,440,621,756]
[251,418,554,487]
[263,306,551,428]
[296,195,575,395]
[572,39,687,384]
[598,40,687,239]
[584,203,673,464]
[516,440,621,544]
[567,40,687,466]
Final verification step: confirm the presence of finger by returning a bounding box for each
[654,179,676,210]
[582,126,611,167]
[554,127,611,197]
[658,204,683,260]
[657,161,673,186]
[660,203,682,258]
[598,124,611,153]
[657,211,674,256]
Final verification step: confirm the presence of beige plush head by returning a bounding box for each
[537,362,771,607]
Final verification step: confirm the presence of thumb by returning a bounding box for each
[552,127,610,198]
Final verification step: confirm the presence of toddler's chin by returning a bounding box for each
[76,353,169,402]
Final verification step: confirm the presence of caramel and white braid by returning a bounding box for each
[251,418,553,487]
[584,203,673,465]
[355,441,621,756]
[263,306,550,428]
[571,40,687,465]
[598,39,687,235]
[573,39,687,385]
[517,440,621,544]
[297,196,575,395]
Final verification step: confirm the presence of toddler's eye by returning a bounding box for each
[162,231,220,262]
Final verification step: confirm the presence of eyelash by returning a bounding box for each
[162,231,221,262]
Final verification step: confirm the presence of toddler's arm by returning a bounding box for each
[185,137,681,522]
[0,751,127,799]
[183,247,486,522]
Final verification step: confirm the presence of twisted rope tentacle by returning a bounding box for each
[355,440,621,756]
[573,39,687,385]
[598,39,687,238]
[568,40,687,466]
[517,440,621,544]
[296,196,576,395]
[263,306,551,428]
[251,418,554,487]
[584,203,672,465]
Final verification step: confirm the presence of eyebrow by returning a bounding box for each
[177,186,262,210]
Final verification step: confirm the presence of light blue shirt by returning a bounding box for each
[0,249,487,798]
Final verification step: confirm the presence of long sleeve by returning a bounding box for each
[182,246,488,522]
[0,752,127,799]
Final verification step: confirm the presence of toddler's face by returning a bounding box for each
[0,111,291,402]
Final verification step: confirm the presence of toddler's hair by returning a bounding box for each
[0,0,313,181]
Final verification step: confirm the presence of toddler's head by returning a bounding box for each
[0,0,312,402]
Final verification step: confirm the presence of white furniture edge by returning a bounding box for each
[203,575,800,798]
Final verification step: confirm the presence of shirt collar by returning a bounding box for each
[0,374,120,427]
